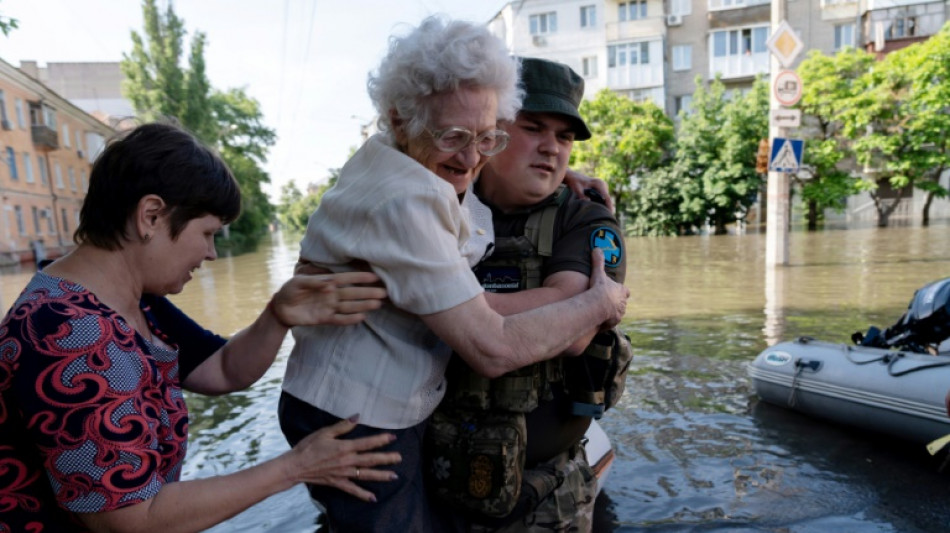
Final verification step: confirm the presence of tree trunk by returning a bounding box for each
[922,190,934,227]
[807,199,819,231]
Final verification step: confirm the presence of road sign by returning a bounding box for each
[771,108,802,128]
[769,137,804,172]
[767,21,804,67]
[773,70,803,107]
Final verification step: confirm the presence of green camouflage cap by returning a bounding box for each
[517,57,591,140]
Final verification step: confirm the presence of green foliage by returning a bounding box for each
[0,1,17,36]
[653,76,768,235]
[121,0,277,247]
[796,48,871,227]
[277,179,333,233]
[573,89,673,219]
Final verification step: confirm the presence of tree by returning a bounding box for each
[277,168,340,233]
[796,48,871,230]
[900,23,950,226]
[668,76,769,234]
[0,1,17,36]
[572,89,673,219]
[837,41,919,227]
[122,0,277,246]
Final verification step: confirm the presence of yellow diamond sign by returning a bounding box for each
[766,21,804,68]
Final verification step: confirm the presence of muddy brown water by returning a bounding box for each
[3,222,948,532]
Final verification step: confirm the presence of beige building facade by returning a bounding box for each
[0,58,114,265]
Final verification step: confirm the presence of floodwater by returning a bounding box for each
[3,221,949,532]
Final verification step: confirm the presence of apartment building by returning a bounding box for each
[0,57,114,265]
[488,0,949,117]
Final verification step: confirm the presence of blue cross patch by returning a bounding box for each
[590,227,622,268]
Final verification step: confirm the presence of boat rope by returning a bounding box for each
[885,352,950,377]
[839,344,950,376]
[786,359,812,407]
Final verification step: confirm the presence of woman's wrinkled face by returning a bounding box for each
[400,86,499,195]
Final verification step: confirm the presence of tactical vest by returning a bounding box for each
[426,185,633,519]
[450,184,629,418]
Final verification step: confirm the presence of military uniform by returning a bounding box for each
[428,184,627,532]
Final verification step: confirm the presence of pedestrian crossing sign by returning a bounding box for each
[769,137,804,172]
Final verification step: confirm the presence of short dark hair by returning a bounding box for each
[74,122,242,250]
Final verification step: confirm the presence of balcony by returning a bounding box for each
[709,51,770,80]
[31,125,59,151]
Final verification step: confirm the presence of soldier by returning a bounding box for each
[426,57,630,532]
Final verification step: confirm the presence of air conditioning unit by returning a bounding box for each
[0,119,11,131]
[666,14,683,26]
[532,34,547,46]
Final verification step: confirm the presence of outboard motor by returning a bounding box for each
[853,277,950,354]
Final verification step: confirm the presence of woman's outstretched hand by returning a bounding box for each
[270,271,387,327]
[286,418,402,502]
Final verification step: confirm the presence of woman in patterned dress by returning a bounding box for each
[0,122,399,533]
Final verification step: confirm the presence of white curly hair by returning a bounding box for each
[367,16,523,143]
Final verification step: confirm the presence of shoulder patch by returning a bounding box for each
[590,226,622,268]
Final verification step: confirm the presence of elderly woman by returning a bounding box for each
[278,17,629,532]
[0,122,400,533]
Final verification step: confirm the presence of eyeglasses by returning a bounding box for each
[425,126,510,157]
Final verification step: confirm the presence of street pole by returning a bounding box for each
[766,0,789,267]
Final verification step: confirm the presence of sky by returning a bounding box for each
[0,0,510,200]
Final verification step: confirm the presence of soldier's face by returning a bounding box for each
[480,112,575,210]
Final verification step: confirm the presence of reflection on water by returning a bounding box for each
[3,222,950,532]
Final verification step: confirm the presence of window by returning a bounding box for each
[81,169,88,191]
[582,56,598,78]
[619,1,647,22]
[54,163,64,189]
[62,208,69,234]
[886,17,918,39]
[45,209,54,233]
[68,167,76,191]
[14,206,24,236]
[671,0,692,16]
[63,124,71,148]
[530,12,557,35]
[608,42,650,68]
[14,98,25,128]
[37,155,48,186]
[32,206,41,234]
[22,153,34,183]
[834,23,855,50]
[75,130,83,153]
[5,147,17,180]
[672,45,692,71]
[0,90,7,125]
[580,5,596,28]
[674,95,693,115]
[712,27,768,57]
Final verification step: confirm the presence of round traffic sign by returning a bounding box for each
[773,70,803,107]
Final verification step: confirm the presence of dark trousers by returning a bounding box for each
[278,392,443,533]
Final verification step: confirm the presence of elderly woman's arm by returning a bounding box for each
[421,248,628,378]
[183,271,386,395]
[78,419,400,533]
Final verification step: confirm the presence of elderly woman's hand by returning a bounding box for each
[588,248,629,329]
[285,418,402,502]
[270,272,387,327]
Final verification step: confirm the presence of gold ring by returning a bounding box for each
[356,467,361,479]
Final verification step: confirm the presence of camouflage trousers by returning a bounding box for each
[471,445,597,533]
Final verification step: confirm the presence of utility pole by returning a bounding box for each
[766,0,789,267]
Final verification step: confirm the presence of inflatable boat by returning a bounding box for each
[749,277,950,444]
[585,420,614,494]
